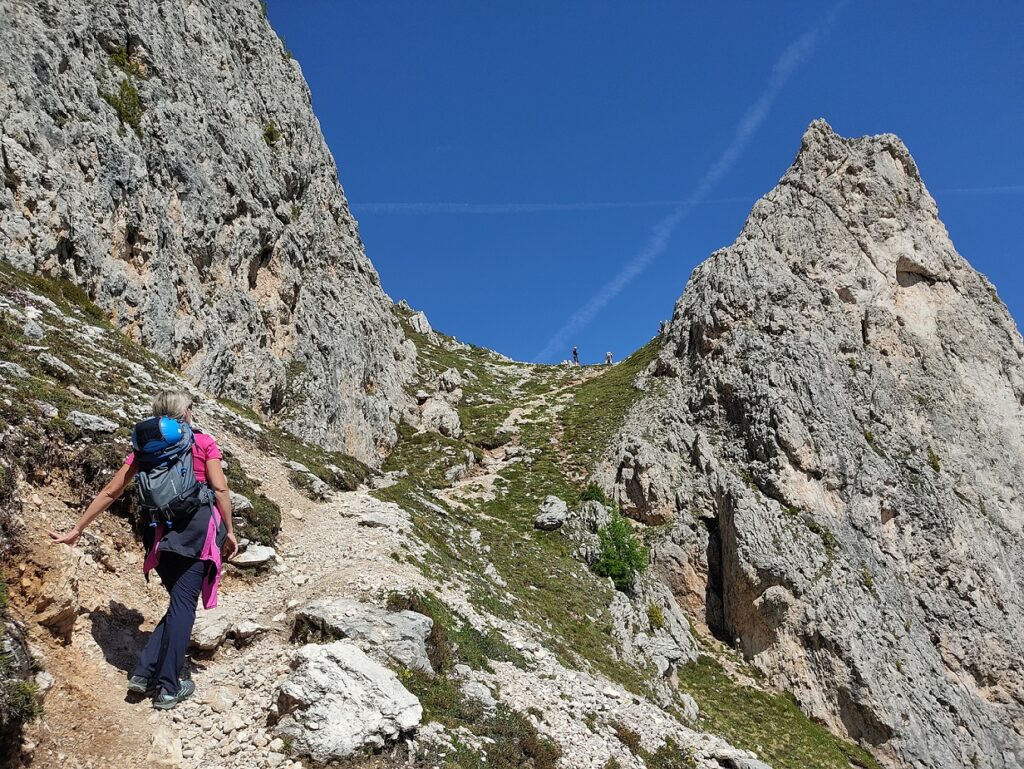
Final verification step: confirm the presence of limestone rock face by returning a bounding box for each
[0,0,413,463]
[606,121,1024,769]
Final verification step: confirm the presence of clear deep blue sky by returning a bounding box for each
[266,2,1022,364]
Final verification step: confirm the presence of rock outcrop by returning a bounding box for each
[275,641,423,762]
[0,0,413,464]
[605,120,1024,768]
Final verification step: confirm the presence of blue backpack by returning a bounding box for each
[131,417,203,527]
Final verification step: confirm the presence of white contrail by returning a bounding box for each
[532,3,846,363]
[353,186,1024,217]
[354,196,753,215]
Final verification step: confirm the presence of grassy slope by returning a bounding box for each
[381,316,881,769]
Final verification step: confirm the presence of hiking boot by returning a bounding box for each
[152,679,195,710]
[127,675,155,694]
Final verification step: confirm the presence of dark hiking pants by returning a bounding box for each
[132,552,204,696]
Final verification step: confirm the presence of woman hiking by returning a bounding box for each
[49,389,239,709]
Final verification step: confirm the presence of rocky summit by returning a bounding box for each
[603,120,1024,769]
[1,3,1022,769]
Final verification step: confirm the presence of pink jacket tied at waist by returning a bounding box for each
[142,506,224,609]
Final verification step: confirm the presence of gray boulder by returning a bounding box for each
[67,411,118,433]
[275,641,422,761]
[232,544,275,567]
[294,597,434,674]
[38,352,75,379]
[533,495,568,531]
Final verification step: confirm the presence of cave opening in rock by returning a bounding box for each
[704,516,730,642]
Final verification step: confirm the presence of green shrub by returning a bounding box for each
[592,510,648,592]
[2,680,41,723]
[613,722,642,753]
[580,482,608,505]
[101,79,143,135]
[927,446,941,473]
[647,602,665,630]
[109,46,146,78]
[263,120,282,146]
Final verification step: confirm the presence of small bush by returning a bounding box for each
[109,46,146,78]
[613,722,642,753]
[263,120,282,146]
[101,79,143,135]
[927,446,941,473]
[592,509,648,592]
[647,602,666,630]
[580,482,608,505]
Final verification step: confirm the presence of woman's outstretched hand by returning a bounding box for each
[222,532,239,560]
[49,528,82,546]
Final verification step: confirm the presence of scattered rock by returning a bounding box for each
[190,607,234,651]
[38,351,75,379]
[438,367,462,393]
[534,495,568,530]
[146,726,183,768]
[0,360,30,378]
[33,400,58,419]
[357,512,393,529]
[23,318,44,340]
[230,491,253,512]
[275,641,423,761]
[409,311,432,335]
[232,544,276,567]
[461,680,496,712]
[67,410,118,433]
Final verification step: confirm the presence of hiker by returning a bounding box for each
[49,389,238,709]
[572,346,579,367]
[605,351,613,365]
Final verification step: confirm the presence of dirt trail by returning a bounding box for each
[14,407,425,769]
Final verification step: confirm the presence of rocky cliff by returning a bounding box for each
[0,0,413,464]
[605,120,1024,768]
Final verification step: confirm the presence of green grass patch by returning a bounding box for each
[386,590,523,672]
[221,449,281,546]
[678,656,880,769]
[263,120,282,146]
[101,78,143,135]
[401,669,560,769]
[218,398,369,492]
[561,339,660,475]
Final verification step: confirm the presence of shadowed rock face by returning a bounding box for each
[606,120,1024,768]
[0,0,413,464]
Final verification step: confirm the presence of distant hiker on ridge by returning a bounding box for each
[50,389,238,710]
[605,351,613,365]
[572,346,579,367]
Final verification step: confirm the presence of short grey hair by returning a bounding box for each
[151,389,193,420]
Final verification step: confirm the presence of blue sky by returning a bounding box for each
[266,2,1023,364]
